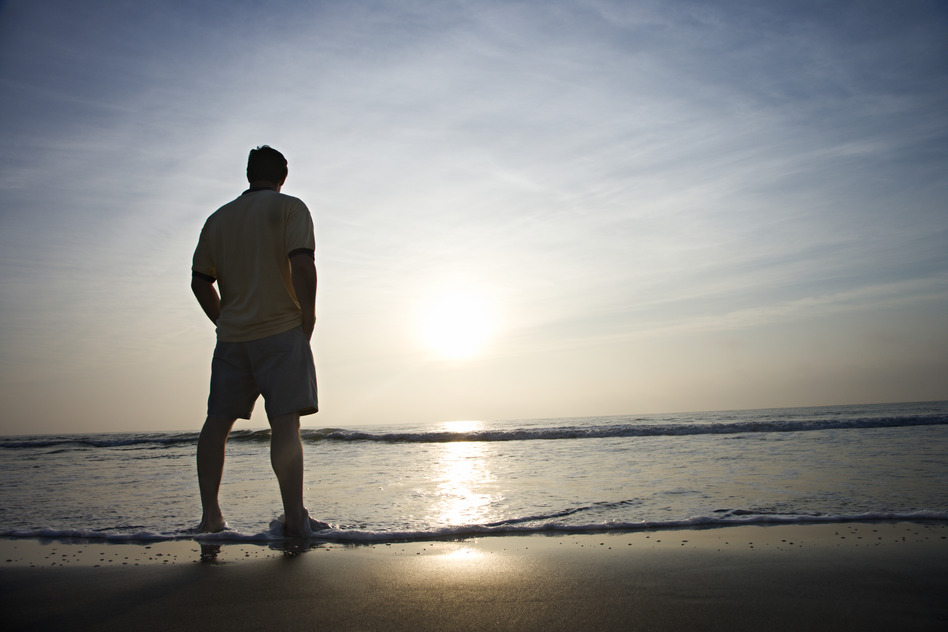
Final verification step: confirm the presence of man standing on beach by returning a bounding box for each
[191,145,320,537]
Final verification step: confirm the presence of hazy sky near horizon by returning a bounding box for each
[1,0,946,435]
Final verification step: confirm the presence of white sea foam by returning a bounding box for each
[4,510,947,544]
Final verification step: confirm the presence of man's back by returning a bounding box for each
[193,189,315,342]
[191,145,320,537]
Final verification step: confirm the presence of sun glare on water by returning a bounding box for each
[420,291,494,360]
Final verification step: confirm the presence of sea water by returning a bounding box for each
[1,401,946,542]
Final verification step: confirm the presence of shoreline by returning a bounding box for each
[3,519,948,564]
[3,521,947,630]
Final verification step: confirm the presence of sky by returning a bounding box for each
[1,0,946,435]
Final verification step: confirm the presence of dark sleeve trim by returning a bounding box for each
[288,248,315,260]
[192,270,216,283]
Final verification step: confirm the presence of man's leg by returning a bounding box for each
[196,415,236,533]
[268,412,309,536]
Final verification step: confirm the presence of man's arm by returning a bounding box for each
[290,253,317,340]
[191,276,221,326]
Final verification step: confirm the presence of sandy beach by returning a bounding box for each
[2,521,946,631]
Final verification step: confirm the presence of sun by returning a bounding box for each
[420,291,493,360]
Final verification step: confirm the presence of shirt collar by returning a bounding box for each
[242,187,278,195]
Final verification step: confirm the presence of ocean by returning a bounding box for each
[2,401,947,543]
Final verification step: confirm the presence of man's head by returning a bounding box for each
[246,145,288,185]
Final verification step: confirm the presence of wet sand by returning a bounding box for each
[3,522,947,631]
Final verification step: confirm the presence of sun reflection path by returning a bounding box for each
[430,421,499,527]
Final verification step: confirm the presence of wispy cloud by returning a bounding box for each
[1,0,946,431]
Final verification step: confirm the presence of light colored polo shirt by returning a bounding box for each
[192,189,315,342]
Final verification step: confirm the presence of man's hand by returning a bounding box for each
[290,254,317,341]
[191,276,221,326]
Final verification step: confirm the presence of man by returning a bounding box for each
[191,145,320,537]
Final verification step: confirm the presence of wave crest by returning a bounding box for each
[3,414,946,450]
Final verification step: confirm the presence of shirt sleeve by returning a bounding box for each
[284,198,316,258]
[191,222,217,281]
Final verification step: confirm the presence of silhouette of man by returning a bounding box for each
[191,145,319,537]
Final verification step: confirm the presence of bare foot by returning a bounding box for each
[308,515,331,532]
[283,515,309,538]
[280,510,330,537]
[194,515,228,533]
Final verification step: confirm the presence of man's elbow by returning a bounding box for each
[290,256,317,280]
[191,275,216,297]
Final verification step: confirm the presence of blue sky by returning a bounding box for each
[1,0,946,434]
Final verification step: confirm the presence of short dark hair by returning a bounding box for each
[246,145,288,184]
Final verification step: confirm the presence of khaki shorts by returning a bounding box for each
[207,327,318,419]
